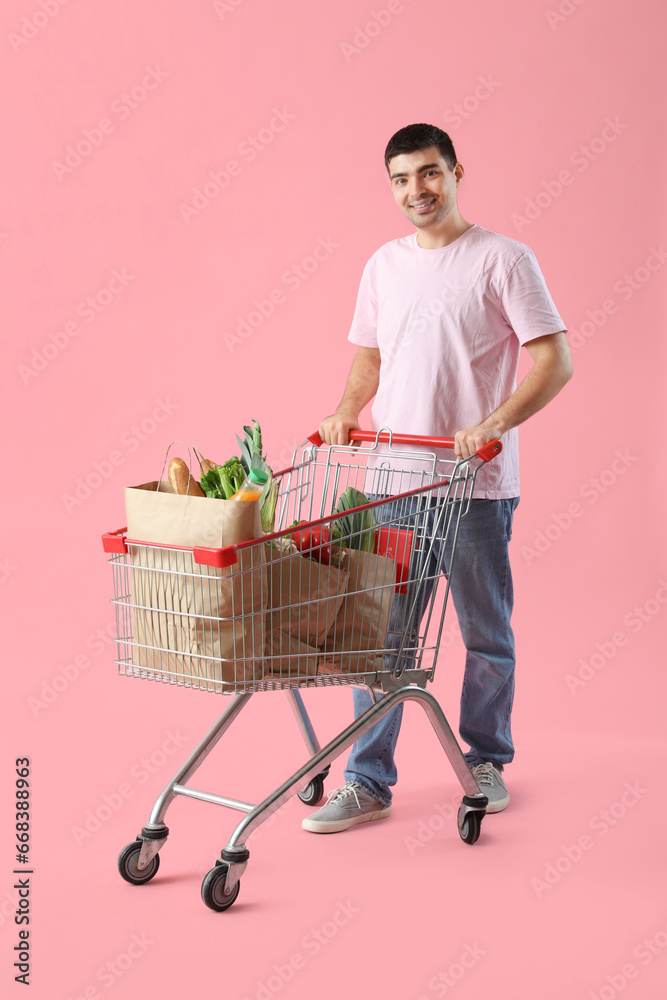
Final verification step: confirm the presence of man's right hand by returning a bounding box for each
[318,412,361,446]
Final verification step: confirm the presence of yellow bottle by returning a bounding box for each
[229,468,268,501]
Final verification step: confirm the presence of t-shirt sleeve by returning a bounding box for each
[500,248,567,345]
[347,257,379,347]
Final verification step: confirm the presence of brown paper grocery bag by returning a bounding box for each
[263,546,349,646]
[263,631,320,680]
[318,549,397,675]
[125,482,267,690]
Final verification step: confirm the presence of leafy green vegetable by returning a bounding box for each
[236,419,277,530]
[201,420,279,532]
[332,487,377,552]
[237,419,270,476]
[200,457,246,499]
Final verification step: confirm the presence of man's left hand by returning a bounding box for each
[454,424,500,459]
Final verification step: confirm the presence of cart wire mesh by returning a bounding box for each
[106,432,491,694]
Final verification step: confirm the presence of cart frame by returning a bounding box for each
[105,428,502,910]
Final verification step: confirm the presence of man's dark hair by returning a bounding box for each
[384,123,458,173]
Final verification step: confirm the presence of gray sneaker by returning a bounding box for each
[301,781,391,834]
[471,762,509,813]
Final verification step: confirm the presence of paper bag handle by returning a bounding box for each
[158,440,199,492]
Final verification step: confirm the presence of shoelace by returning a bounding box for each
[326,782,362,809]
[472,763,497,786]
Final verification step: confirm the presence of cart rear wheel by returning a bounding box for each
[297,775,325,806]
[118,841,160,885]
[458,810,482,845]
[201,864,241,912]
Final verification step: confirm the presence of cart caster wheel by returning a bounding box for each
[201,864,241,912]
[118,841,160,885]
[458,811,482,845]
[297,775,325,806]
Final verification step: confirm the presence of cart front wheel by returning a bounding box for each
[201,864,241,912]
[458,810,482,845]
[297,775,325,806]
[118,841,160,885]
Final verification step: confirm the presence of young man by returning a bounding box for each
[302,123,573,833]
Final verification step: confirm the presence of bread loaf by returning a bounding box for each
[193,446,218,477]
[168,457,205,497]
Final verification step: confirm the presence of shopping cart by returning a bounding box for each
[101,428,502,910]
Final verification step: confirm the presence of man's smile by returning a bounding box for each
[409,198,437,214]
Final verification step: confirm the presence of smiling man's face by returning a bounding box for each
[388,145,463,231]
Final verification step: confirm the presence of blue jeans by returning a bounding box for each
[343,496,520,805]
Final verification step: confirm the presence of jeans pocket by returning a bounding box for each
[506,497,520,541]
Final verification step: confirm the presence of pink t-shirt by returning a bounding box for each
[347,223,566,498]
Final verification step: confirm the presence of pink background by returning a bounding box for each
[3,0,666,997]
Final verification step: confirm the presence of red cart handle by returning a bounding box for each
[102,527,129,553]
[308,429,502,463]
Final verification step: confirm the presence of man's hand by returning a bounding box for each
[454,422,501,459]
[319,412,361,446]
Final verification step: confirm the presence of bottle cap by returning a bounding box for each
[248,469,268,486]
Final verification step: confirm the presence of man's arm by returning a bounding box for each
[454,331,573,458]
[319,346,381,445]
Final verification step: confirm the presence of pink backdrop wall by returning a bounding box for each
[4,1,666,997]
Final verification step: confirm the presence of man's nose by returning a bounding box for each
[408,178,427,198]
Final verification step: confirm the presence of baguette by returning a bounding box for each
[168,457,205,497]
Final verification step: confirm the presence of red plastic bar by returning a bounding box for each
[475,440,502,462]
[192,546,238,568]
[102,528,128,553]
[308,429,502,461]
[101,527,239,567]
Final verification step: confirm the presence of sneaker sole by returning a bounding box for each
[301,806,391,834]
[484,793,510,814]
